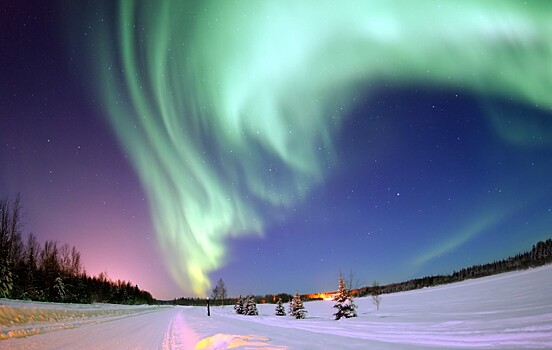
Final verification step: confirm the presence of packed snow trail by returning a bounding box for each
[0,307,200,350]
[1,265,551,349]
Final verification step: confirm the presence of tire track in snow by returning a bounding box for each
[162,308,199,350]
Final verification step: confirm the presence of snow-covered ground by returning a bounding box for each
[1,265,551,349]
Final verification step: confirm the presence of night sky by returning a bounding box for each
[1,1,551,300]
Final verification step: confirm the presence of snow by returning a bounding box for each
[1,265,551,349]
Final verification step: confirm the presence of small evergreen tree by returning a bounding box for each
[234,295,245,314]
[275,297,286,316]
[290,292,307,319]
[244,295,258,316]
[333,273,357,320]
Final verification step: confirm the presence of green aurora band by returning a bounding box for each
[90,1,551,295]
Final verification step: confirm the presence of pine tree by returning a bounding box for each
[0,262,13,298]
[244,295,258,316]
[333,273,357,320]
[275,298,286,316]
[290,292,307,319]
[54,276,66,302]
[234,295,245,314]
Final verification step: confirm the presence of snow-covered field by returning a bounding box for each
[1,265,551,349]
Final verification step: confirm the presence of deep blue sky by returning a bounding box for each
[1,1,551,299]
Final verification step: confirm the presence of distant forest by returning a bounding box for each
[352,237,552,299]
[174,238,552,305]
[0,195,153,304]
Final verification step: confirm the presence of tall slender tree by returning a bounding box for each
[211,278,228,306]
[0,195,23,298]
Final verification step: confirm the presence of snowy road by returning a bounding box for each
[0,306,199,349]
[1,265,552,349]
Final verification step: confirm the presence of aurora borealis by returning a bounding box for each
[1,1,551,298]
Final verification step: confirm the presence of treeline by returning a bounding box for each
[0,195,154,304]
[170,293,294,306]
[357,238,552,297]
[170,297,232,306]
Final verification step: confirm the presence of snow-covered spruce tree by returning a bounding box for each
[0,263,13,298]
[243,295,251,315]
[275,298,286,316]
[53,276,66,302]
[234,295,245,314]
[245,295,258,315]
[333,273,357,320]
[290,292,307,319]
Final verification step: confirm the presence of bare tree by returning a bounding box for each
[25,233,40,272]
[8,194,24,265]
[371,281,382,311]
[211,278,228,306]
[60,243,71,275]
[0,197,12,297]
[0,195,24,267]
[70,246,82,276]
[24,233,40,293]
[345,270,364,297]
